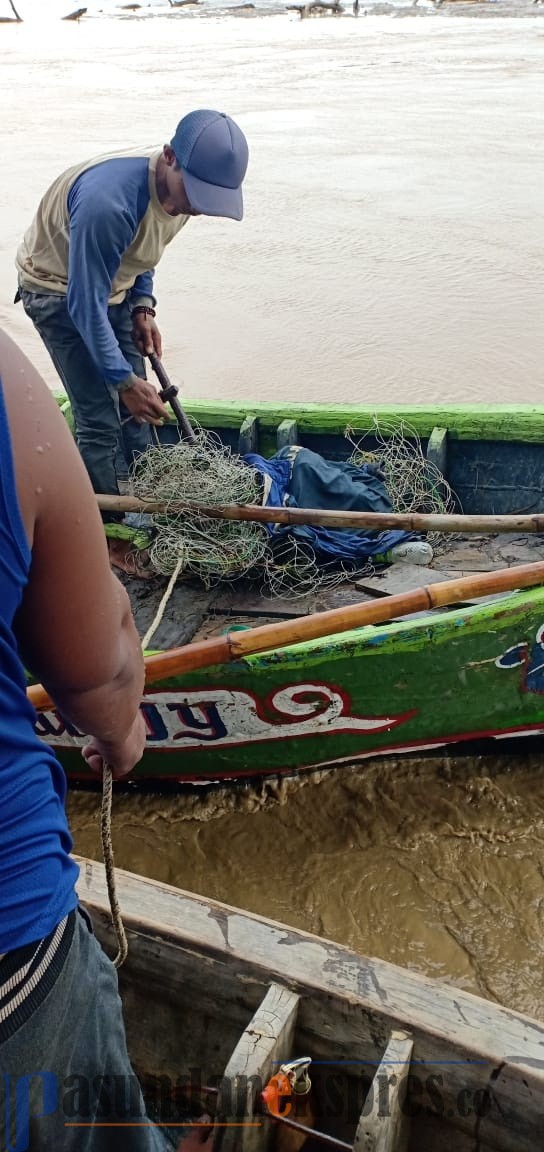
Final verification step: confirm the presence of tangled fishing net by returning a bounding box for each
[345,416,458,554]
[128,417,457,597]
[130,429,268,586]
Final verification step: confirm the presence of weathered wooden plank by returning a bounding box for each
[77,860,544,1152]
[277,419,299,449]
[239,415,259,455]
[353,1031,413,1152]
[354,565,509,607]
[433,547,500,572]
[354,566,462,598]
[210,592,318,618]
[214,982,299,1152]
[426,427,448,478]
[314,586,373,611]
[123,579,217,648]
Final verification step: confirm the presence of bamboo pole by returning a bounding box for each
[96,493,544,535]
[27,560,544,713]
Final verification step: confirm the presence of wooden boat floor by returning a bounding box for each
[121,531,544,651]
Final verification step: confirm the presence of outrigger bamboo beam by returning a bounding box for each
[27,560,544,713]
[97,493,544,535]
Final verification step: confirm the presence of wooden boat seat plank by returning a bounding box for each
[277,419,298,450]
[215,981,299,1151]
[436,534,544,573]
[426,428,448,479]
[353,1030,413,1152]
[239,416,259,455]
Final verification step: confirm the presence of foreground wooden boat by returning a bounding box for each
[41,400,544,785]
[79,857,544,1152]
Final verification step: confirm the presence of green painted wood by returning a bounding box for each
[44,586,544,785]
[426,426,449,500]
[53,393,544,445]
[183,403,544,444]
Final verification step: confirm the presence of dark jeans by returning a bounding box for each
[0,909,168,1152]
[20,289,152,497]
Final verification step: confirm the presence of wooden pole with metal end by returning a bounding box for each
[148,353,197,443]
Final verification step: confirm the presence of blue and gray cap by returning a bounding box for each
[171,109,249,221]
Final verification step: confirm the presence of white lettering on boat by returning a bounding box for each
[496,623,544,693]
[35,683,413,752]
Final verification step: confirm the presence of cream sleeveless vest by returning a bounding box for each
[16,149,188,304]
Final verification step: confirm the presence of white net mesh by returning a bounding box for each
[345,416,458,553]
[127,417,456,595]
[130,431,268,587]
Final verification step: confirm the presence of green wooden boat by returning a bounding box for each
[39,400,544,786]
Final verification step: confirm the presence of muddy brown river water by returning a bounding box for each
[68,748,544,1018]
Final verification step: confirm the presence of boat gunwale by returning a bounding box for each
[77,858,544,1067]
[139,586,544,671]
[54,393,544,444]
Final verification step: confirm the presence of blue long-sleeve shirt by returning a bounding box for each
[17,150,188,386]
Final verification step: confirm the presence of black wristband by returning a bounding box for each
[132,305,156,319]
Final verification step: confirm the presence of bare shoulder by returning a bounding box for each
[0,327,96,544]
[0,326,135,694]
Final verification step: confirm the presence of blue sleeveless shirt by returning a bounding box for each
[0,380,78,953]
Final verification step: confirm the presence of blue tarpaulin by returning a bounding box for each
[244,446,414,565]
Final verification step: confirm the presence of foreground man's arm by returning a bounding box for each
[0,327,146,778]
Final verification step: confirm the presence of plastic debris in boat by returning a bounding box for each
[377,539,434,566]
[262,1057,315,1151]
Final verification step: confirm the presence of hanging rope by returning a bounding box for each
[100,762,128,968]
[141,556,184,651]
[98,555,185,969]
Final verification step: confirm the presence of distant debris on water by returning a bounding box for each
[0,0,22,20]
[168,0,202,6]
[62,5,88,18]
[118,3,142,9]
[287,0,342,16]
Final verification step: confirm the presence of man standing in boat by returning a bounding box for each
[15,109,248,577]
[0,327,210,1149]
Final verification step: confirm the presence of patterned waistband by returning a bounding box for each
[0,910,76,1044]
